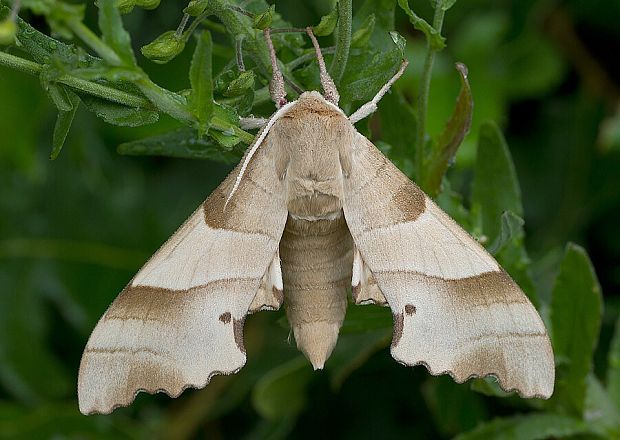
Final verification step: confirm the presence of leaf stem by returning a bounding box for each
[415,6,446,183]
[329,0,352,84]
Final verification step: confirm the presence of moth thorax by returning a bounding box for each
[279,215,353,369]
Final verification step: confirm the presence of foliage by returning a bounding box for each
[1,0,619,439]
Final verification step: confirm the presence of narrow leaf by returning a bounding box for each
[585,374,620,438]
[389,31,407,57]
[351,14,375,48]
[313,1,339,37]
[45,84,75,112]
[189,31,214,135]
[252,5,275,30]
[378,90,417,178]
[252,356,313,420]
[471,121,523,245]
[455,414,590,440]
[80,95,158,127]
[50,91,80,160]
[550,243,603,416]
[426,62,473,194]
[184,0,209,16]
[1,7,98,66]
[98,0,136,66]
[487,211,524,256]
[117,127,241,163]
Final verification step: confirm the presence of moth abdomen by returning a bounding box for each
[279,214,353,369]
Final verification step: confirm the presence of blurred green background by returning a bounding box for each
[1,0,620,438]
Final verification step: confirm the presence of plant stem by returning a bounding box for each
[415,6,445,184]
[329,0,351,84]
[66,19,121,65]
[0,50,39,75]
[0,51,151,107]
[64,76,150,107]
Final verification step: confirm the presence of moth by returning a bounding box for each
[78,28,554,415]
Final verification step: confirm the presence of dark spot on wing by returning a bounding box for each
[219,312,231,324]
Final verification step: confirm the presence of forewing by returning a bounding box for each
[341,134,554,398]
[78,132,288,414]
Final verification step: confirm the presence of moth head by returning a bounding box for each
[284,91,345,118]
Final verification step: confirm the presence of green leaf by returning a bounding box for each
[425,62,473,194]
[252,356,313,419]
[50,90,80,159]
[487,211,524,256]
[354,0,397,50]
[397,0,446,50]
[455,414,590,440]
[339,44,401,107]
[116,0,160,14]
[98,0,136,66]
[389,31,407,57]
[351,13,375,48]
[313,1,339,36]
[189,31,214,135]
[5,7,97,67]
[141,31,186,64]
[585,374,620,438]
[377,90,417,178]
[80,95,159,127]
[222,71,255,97]
[550,243,603,416]
[253,4,275,30]
[184,0,209,16]
[470,377,512,398]
[423,376,488,436]
[339,304,392,333]
[607,316,620,408]
[117,127,242,162]
[209,130,242,149]
[471,121,523,245]
[44,83,75,112]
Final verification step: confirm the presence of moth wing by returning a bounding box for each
[78,131,288,414]
[341,134,554,398]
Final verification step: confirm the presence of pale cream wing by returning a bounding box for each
[341,134,554,399]
[78,133,289,414]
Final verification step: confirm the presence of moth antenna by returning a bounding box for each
[305,27,340,105]
[348,59,409,124]
[264,28,287,108]
[224,146,257,211]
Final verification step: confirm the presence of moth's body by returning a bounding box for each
[78,51,555,415]
[270,93,355,367]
